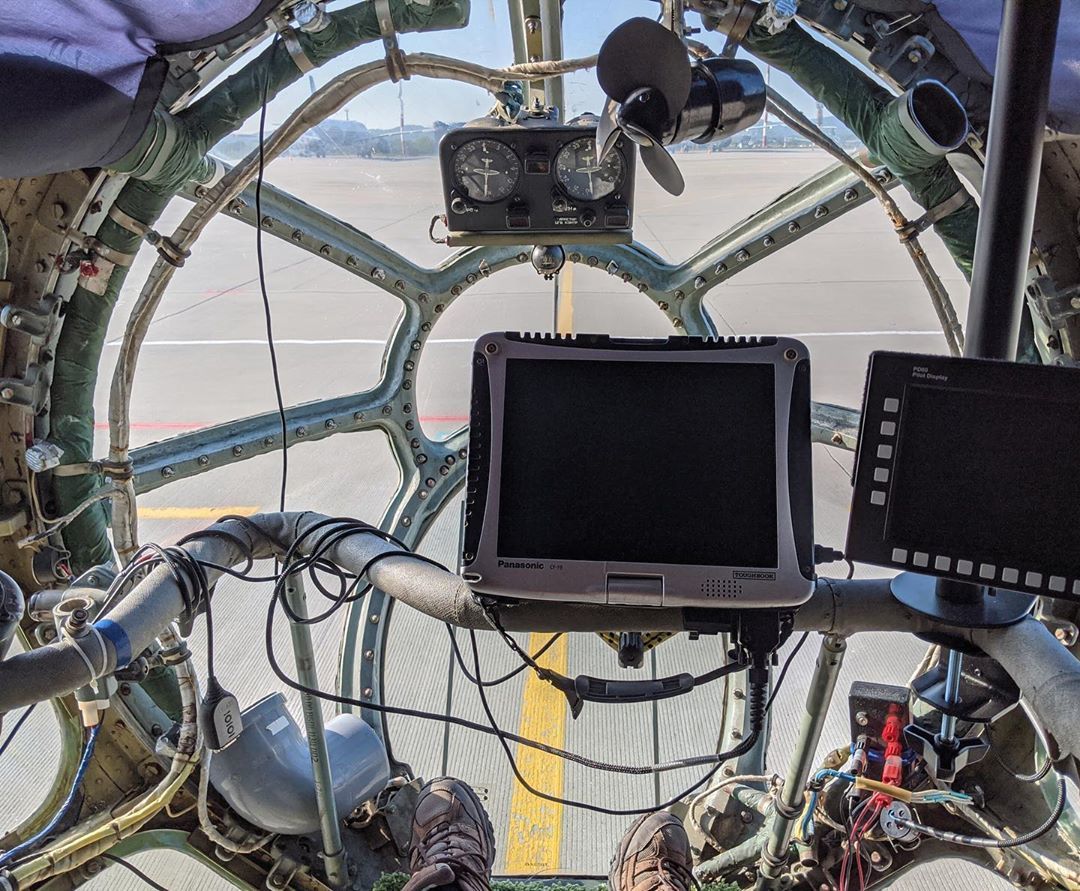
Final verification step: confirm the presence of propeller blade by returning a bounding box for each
[639,144,685,196]
[597,17,692,115]
[596,98,622,161]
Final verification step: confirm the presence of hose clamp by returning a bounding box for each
[376,0,410,82]
[897,189,972,242]
[281,26,315,73]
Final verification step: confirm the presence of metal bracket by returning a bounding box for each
[869,34,935,87]
[0,293,61,340]
[1027,276,1080,329]
[375,0,410,82]
[0,363,48,412]
[265,852,301,890]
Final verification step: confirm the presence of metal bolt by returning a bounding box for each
[832,432,845,445]
[411,438,421,449]
[465,273,477,285]
[434,304,445,314]
[362,688,373,699]
[426,478,436,487]
[354,411,365,421]
[120,683,132,696]
[733,688,745,700]
[815,205,829,219]
[232,445,244,456]
[346,255,358,267]
[525,16,540,32]
[8,312,22,327]
[693,275,707,289]
[439,466,450,476]
[1056,627,1068,641]
[405,420,415,430]
[418,292,429,303]
[740,810,753,824]
[871,851,883,865]
[674,290,685,300]
[731,728,743,740]
[416,454,428,464]
[325,419,336,430]
[419,490,428,499]
[569,252,581,262]
[459,448,468,459]
[291,229,304,241]
[364,650,375,661]
[382,405,393,415]
[658,301,669,311]
[517,252,529,263]
[788,221,801,233]
[264,436,274,446]
[844,188,859,202]
[403,403,412,413]
[261,216,273,228]
[763,235,775,247]
[371,267,387,280]
[411,340,422,351]
[296,425,308,437]
[162,466,176,478]
[0,387,15,400]
[621,272,632,283]
[485,342,498,354]
[784,348,799,361]
[404,360,416,371]
[370,613,380,624]
[673,318,683,328]
[395,280,407,291]
[856,710,869,726]
[637,282,649,292]
[907,50,922,64]
[588,256,599,267]
[446,455,456,465]
[319,244,331,256]
[403,380,412,390]
[402,516,412,527]
[736,249,750,262]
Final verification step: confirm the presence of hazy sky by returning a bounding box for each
[232,0,820,133]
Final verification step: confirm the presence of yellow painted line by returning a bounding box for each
[504,633,569,874]
[555,263,574,335]
[137,506,259,520]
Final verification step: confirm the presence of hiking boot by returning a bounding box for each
[609,812,695,891]
[402,777,496,891]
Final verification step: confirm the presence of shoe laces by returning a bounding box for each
[414,821,489,886]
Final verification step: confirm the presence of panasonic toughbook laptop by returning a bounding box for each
[460,333,815,608]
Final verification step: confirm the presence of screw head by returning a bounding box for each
[693,276,707,289]
[788,221,801,233]
[371,267,387,281]
[232,445,244,456]
[856,710,869,726]
[296,425,308,437]
[0,387,15,400]
[162,466,176,477]
[814,205,829,218]
[763,236,775,247]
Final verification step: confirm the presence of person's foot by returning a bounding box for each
[402,777,496,891]
[609,812,695,891]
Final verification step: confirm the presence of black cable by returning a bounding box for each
[445,623,562,688]
[900,776,1068,848]
[765,631,809,714]
[255,37,288,514]
[0,703,36,759]
[467,627,764,816]
[100,853,172,891]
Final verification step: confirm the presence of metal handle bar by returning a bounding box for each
[2,512,1077,771]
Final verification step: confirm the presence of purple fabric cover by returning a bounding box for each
[935,0,1080,133]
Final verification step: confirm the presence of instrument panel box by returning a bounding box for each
[438,122,636,246]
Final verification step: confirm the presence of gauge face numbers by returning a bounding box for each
[555,137,625,202]
[452,139,521,203]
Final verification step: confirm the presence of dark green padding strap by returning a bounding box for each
[742,18,979,279]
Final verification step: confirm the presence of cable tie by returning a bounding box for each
[156,237,191,268]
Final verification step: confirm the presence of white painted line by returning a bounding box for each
[104,331,941,347]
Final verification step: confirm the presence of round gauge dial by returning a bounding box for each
[452,139,521,203]
[554,136,625,201]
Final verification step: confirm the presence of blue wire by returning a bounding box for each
[0,724,100,868]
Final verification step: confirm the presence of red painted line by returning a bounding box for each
[94,415,470,432]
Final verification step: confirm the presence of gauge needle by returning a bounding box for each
[576,154,599,197]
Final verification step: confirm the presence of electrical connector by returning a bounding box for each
[200,676,243,751]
